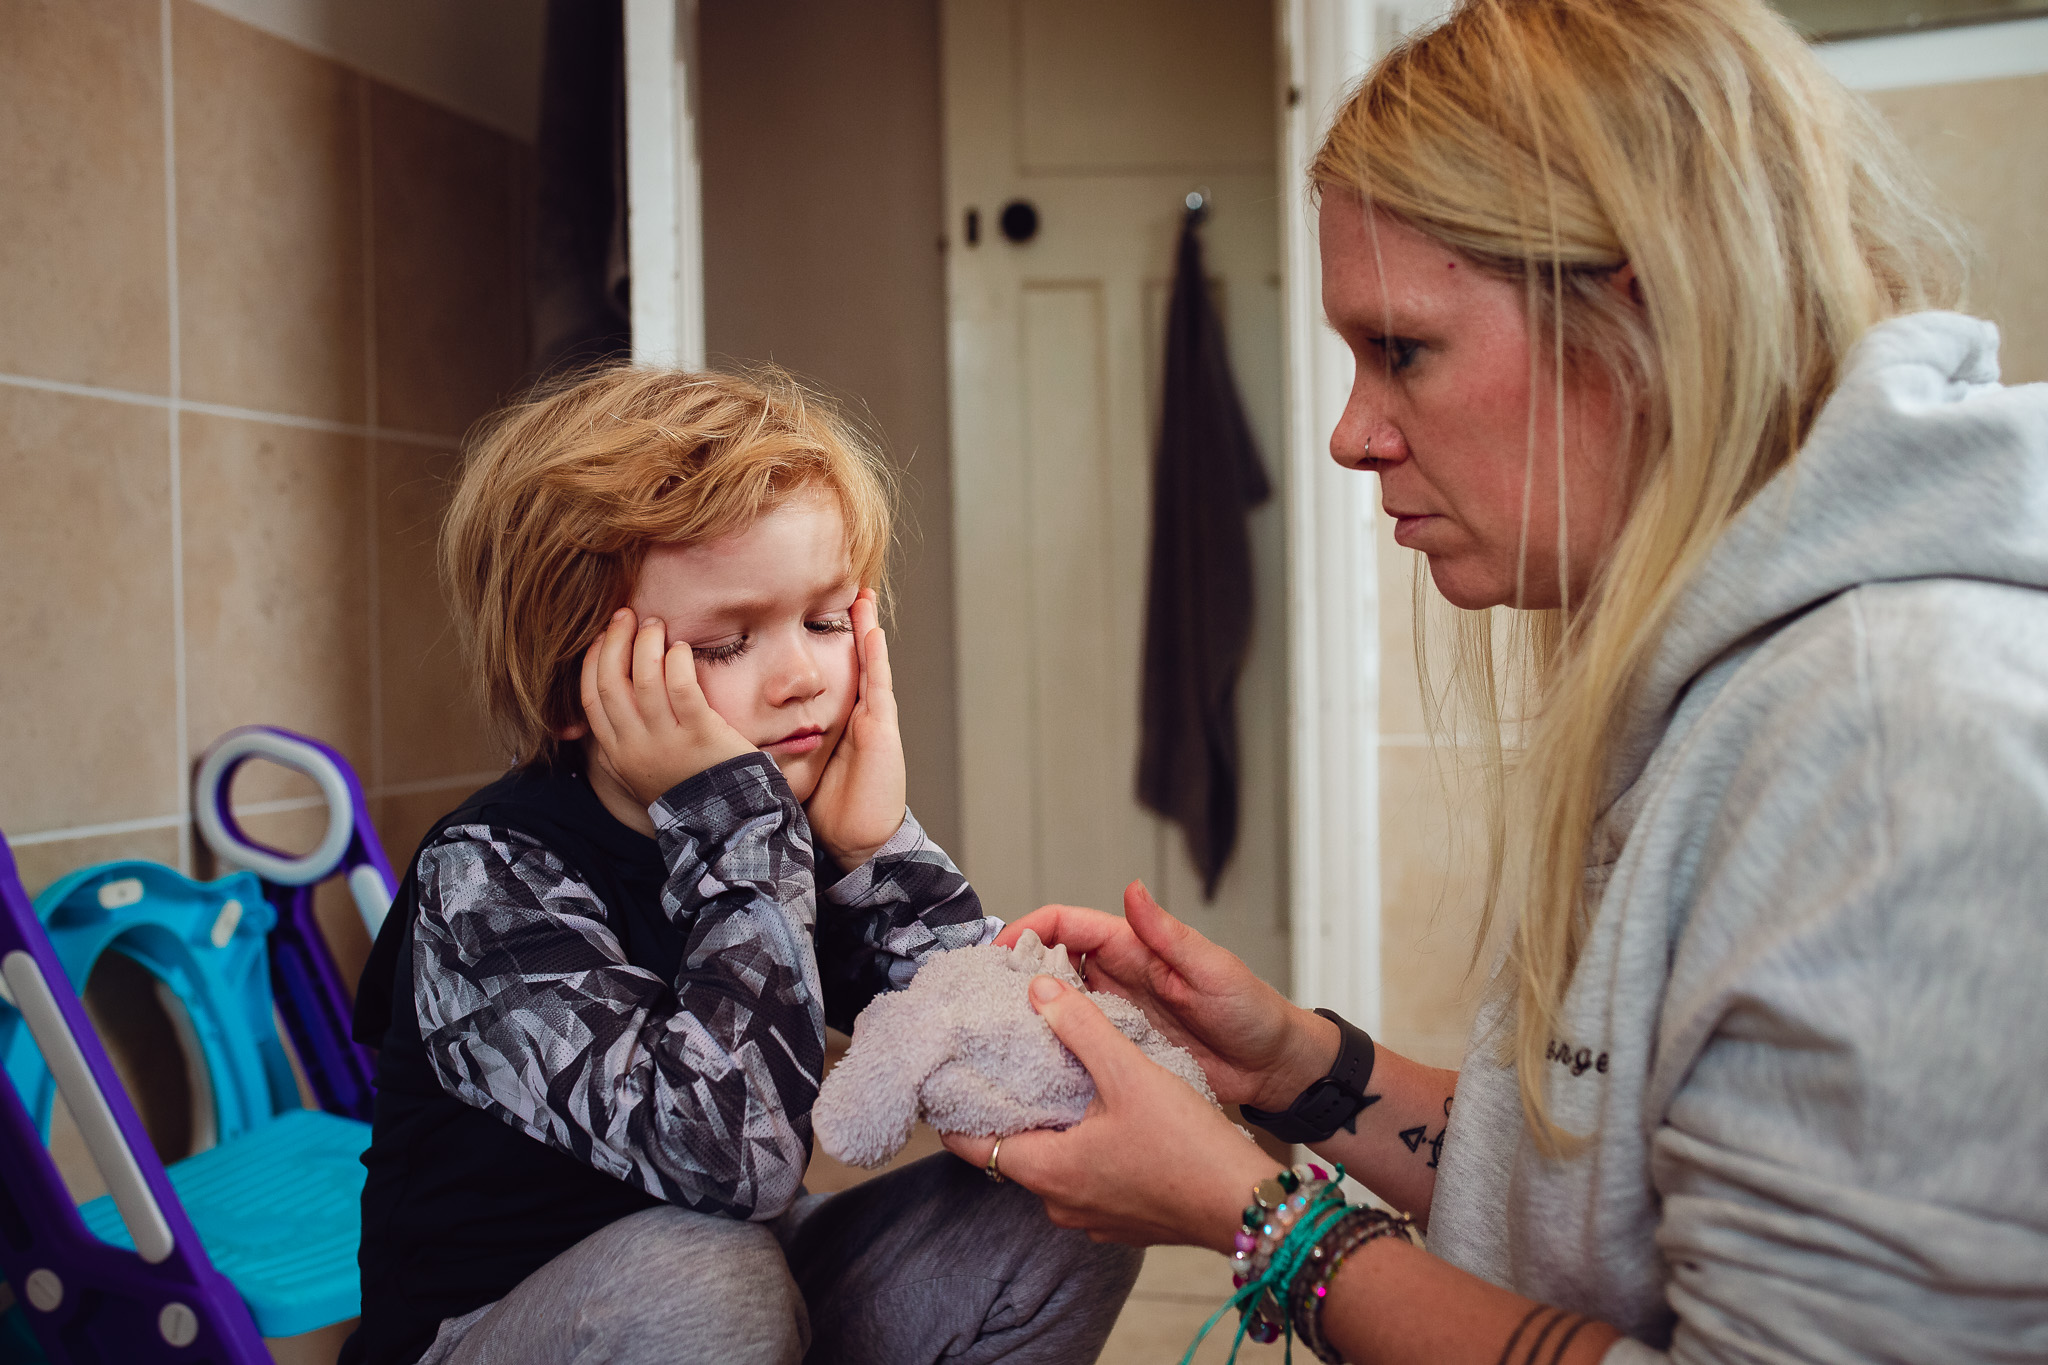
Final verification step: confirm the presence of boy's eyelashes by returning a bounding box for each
[687,617,855,666]
[691,637,749,665]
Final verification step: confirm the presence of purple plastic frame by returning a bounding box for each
[199,726,396,1122]
[0,832,270,1364]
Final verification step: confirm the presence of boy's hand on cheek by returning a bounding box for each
[806,588,906,870]
[581,609,754,809]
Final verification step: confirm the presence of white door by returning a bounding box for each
[942,0,1290,985]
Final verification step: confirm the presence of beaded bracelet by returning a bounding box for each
[1228,1163,1342,1344]
[1288,1205,1420,1363]
[1184,1163,1419,1365]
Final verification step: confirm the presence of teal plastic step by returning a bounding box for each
[78,1108,370,1338]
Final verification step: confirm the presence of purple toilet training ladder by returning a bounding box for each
[0,831,270,1364]
[193,727,396,1122]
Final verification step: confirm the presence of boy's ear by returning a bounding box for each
[556,721,590,741]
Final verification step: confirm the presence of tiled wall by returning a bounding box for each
[1,0,527,1026]
[1371,68,2048,1068]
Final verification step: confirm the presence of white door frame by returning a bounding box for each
[625,0,707,368]
[1278,0,1381,1028]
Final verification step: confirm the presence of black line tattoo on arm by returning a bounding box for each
[1520,1308,1569,1364]
[1546,1316,1594,1364]
[1494,1306,1556,1365]
[1493,1306,1600,1365]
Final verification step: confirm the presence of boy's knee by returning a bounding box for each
[576,1208,807,1364]
[1028,1210,1142,1301]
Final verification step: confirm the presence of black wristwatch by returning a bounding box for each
[1240,1009,1379,1144]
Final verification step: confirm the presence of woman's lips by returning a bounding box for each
[1392,513,1440,545]
[765,727,825,755]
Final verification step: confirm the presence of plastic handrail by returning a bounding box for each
[1,948,175,1264]
[194,731,354,888]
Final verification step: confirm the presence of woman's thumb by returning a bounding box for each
[1031,976,1140,1093]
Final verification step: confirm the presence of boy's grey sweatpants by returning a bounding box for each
[417,1154,1142,1365]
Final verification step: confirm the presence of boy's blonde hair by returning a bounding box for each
[1312,0,1962,1149]
[441,365,895,770]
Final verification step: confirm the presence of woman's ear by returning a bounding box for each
[1610,262,1645,308]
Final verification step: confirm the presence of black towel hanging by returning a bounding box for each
[1136,198,1272,900]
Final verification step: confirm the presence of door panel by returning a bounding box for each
[944,0,1288,986]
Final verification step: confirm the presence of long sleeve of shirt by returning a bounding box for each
[815,808,1002,1030]
[408,755,997,1217]
[410,756,821,1220]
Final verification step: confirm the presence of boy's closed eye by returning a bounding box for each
[688,613,856,665]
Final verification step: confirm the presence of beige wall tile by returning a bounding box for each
[368,82,527,438]
[0,0,169,393]
[1378,745,1491,1069]
[172,0,367,423]
[0,389,180,834]
[180,411,372,804]
[1866,72,2048,385]
[375,782,482,882]
[376,442,503,784]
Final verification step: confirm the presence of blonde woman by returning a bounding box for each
[942,0,2048,1360]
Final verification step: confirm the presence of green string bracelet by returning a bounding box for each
[1179,1166,1353,1365]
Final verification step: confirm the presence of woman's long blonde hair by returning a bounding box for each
[1311,0,1963,1149]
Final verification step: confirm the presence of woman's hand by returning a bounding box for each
[580,608,754,808]
[941,975,1276,1250]
[1000,883,1339,1112]
[804,589,907,869]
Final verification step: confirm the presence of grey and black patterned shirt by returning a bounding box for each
[409,755,998,1221]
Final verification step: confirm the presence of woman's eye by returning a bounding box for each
[1366,335,1422,372]
[807,616,854,636]
[691,636,750,664]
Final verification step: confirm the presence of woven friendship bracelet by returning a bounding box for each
[1182,1163,1418,1365]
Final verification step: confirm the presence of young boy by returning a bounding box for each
[342,368,1138,1365]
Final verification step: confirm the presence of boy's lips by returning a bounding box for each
[764,725,826,755]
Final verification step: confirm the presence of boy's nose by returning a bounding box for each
[764,638,826,705]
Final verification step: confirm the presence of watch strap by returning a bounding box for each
[1240,1009,1379,1145]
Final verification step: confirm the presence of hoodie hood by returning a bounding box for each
[1608,311,2048,799]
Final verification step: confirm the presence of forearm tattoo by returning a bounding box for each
[1399,1094,1452,1168]
[1495,1305,1598,1365]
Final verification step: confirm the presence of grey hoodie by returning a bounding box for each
[1425,314,2048,1364]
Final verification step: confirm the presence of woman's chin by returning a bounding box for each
[1427,560,1511,612]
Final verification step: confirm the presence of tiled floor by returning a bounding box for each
[1101,1244,1287,1365]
